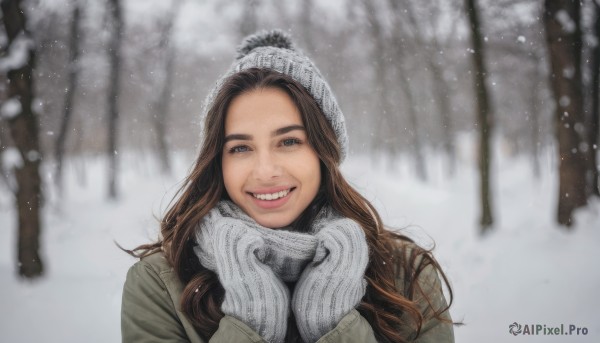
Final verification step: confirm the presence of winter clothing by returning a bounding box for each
[194,201,321,282]
[194,203,292,343]
[292,218,369,343]
[121,238,454,342]
[193,201,312,343]
[193,201,369,343]
[202,29,349,161]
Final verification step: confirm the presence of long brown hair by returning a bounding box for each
[128,68,454,342]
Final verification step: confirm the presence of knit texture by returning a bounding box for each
[194,204,293,343]
[193,201,369,343]
[195,201,319,281]
[202,29,349,162]
[292,218,369,343]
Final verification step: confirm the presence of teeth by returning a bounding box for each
[253,189,290,201]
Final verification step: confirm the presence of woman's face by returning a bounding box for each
[222,87,321,228]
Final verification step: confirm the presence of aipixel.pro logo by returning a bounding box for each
[509,322,588,336]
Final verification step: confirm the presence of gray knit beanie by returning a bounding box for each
[202,29,349,162]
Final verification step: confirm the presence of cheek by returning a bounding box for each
[294,152,321,191]
[222,157,244,196]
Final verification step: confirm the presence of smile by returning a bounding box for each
[251,188,293,201]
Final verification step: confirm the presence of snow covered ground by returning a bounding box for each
[1,143,599,343]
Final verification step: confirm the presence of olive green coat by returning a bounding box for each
[121,241,454,343]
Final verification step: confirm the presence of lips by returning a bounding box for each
[247,187,296,209]
[251,188,292,201]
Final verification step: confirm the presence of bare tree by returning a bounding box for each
[361,0,399,158]
[465,0,494,232]
[401,0,458,176]
[587,0,600,197]
[54,0,81,192]
[1,0,44,278]
[387,0,427,181]
[544,0,587,226]
[150,1,181,175]
[527,53,544,179]
[107,0,123,199]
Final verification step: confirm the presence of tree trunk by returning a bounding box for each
[465,0,494,232]
[529,80,542,179]
[387,1,427,181]
[151,2,180,175]
[398,72,427,181]
[544,0,587,226]
[55,2,81,192]
[526,50,545,179]
[362,0,398,158]
[1,0,44,278]
[107,0,123,199]
[398,0,454,177]
[588,0,600,197]
[428,59,456,175]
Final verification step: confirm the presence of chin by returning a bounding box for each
[253,214,295,229]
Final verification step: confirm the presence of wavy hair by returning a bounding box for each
[128,68,454,343]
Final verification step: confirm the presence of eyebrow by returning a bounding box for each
[224,124,305,143]
[273,124,305,136]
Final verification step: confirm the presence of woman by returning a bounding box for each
[122,30,455,343]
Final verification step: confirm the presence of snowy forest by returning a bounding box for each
[1,0,599,342]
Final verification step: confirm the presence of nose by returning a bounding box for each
[252,150,282,181]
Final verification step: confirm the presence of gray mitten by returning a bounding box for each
[195,208,290,343]
[292,218,369,343]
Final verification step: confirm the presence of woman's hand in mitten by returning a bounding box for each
[292,218,369,343]
[197,209,290,343]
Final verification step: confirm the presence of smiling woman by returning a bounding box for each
[121,30,456,343]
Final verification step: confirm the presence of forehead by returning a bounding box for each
[225,87,303,133]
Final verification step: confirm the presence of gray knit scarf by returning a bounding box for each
[193,200,333,282]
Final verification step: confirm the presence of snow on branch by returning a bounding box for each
[0,97,22,119]
[0,32,34,73]
[555,10,576,34]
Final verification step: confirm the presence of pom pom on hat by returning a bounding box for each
[236,29,294,59]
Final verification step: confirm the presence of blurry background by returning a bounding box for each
[0,0,599,342]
